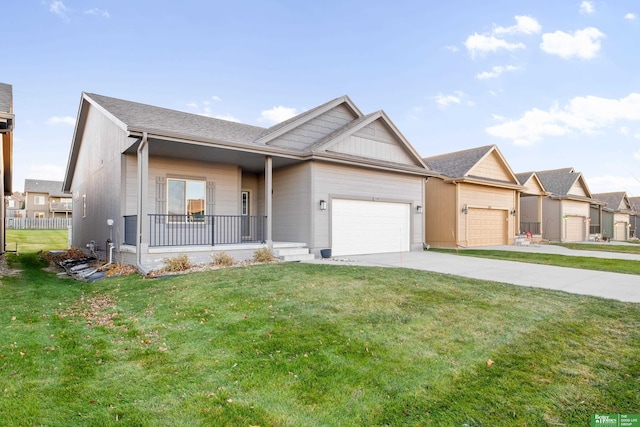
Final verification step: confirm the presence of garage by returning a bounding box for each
[331,199,410,256]
[467,208,507,246]
[614,222,628,241]
[565,216,585,242]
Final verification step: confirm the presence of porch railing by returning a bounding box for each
[519,221,541,235]
[139,214,267,247]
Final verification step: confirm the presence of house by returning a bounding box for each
[423,145,524,248]
[515,171,549,239]
[0,82,14,254]
[592,192,635,241]
[534,167,602,242]
[24,179,72,219]
[629,196,640,239]
[5,191,25,218]
[63,93,431,272]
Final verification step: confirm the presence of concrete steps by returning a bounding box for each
[274,246,315,262]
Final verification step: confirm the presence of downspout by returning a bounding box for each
[136,132,149,274]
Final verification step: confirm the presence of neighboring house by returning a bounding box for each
[515,172,549,238]
[24,179,73,219]
[423,145,524,248]
[535,167,602,242]
[63,93,431,272]
[0,82,14,254]
[592,192,635,241]
[629,196,640,239]
[5,191,25,218]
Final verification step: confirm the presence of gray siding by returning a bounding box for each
[70,104,128,253]
[268,105,356,151]
[272,163,312,243]
[311,162,423,252]
[519,197,538,223]
[541,198,561,241]
[329,119,418,165]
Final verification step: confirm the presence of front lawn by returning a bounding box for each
[5,229,68,253]
[1,253,639,426]
[553,242,640,254]
[432,248,640,275]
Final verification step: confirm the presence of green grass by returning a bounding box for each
[553,242,640,254]
[6,229,69,253]
[1,252,639,426]
[432,248,640,275]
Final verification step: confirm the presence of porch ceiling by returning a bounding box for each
[126,137,303,173]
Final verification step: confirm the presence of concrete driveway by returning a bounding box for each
[305,246,640,303]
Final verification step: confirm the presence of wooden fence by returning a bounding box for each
[5,217,72,230]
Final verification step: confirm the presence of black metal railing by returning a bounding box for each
[148,214,266,247]
[590,224,601,235]
[519,221,541,235]
[124,215,137,245]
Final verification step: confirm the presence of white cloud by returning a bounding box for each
[476,65,519,80]
[625,13,637,21]
[493,15,541,36]
[465,34,525,57]
[589,175,640,196]
[47,116,76,126]
[540,27,605,59]
[486,93,640,145]
[213,114,240,123]
[579,1,595,15]
[28,164,65,181]
[49,0,70,21]
[258,106,298,124]
[186,102,198,108]
[434,93,461,108]
[84,8,109,18]
[620,126,629,135]
[444,45,460,52]
[211,96,222,102]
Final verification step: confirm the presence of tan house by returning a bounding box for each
[592,192,635,241]
[0,83,14,253]
[423,145,523,248]
[515,172,549,238]
[24,179,73,219]
[63,93,432,272]
[534,168,601,242]
[5,191,25,218]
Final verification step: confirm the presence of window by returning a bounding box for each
[8,199,15,208]
[82,194,87,218]
[168,179,205,221]
[34,196,45,205]
[34,212,45,219]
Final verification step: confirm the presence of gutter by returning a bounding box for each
[136,132,149,275]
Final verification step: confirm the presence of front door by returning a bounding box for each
[241,191,250,239]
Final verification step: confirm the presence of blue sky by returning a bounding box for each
[4,1,640,195]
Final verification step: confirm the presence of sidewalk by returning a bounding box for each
[304,248,640,303]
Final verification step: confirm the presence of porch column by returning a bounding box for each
[537,195,543,235]
[265,156,273,247]
[136,133,149,267]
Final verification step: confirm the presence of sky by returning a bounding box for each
[3,1,640,195]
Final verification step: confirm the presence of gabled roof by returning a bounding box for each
[535,167,595,201]
[84,93,266,145]
[24,179,69,197]
[423,144,520,187]
[629,196,640,213]
[592,191,634,213]
[516,171,548,195]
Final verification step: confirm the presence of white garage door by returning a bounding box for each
[467,208,507,247]
[565,216,585,242]
[614,222,628,241]
[331,199,410,257]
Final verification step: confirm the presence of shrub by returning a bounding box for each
[253,247,275,263]
[162,254,192,272]
[212,251,235,267]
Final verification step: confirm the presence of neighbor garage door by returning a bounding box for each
[614,222,628,241]
[331,199,410,257]
[565,216,585,242]
[467,208,507,246]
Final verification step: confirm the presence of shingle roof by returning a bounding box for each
[423,145,494,178]
[629,197,640,212]
[86,93,266,145]
[515,172,534,186]
[592,192,629,211]
[535,168,580,196]
[0,83,12,114]
[24,179,69,197]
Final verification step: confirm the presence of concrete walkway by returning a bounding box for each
[304,245,640,303]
